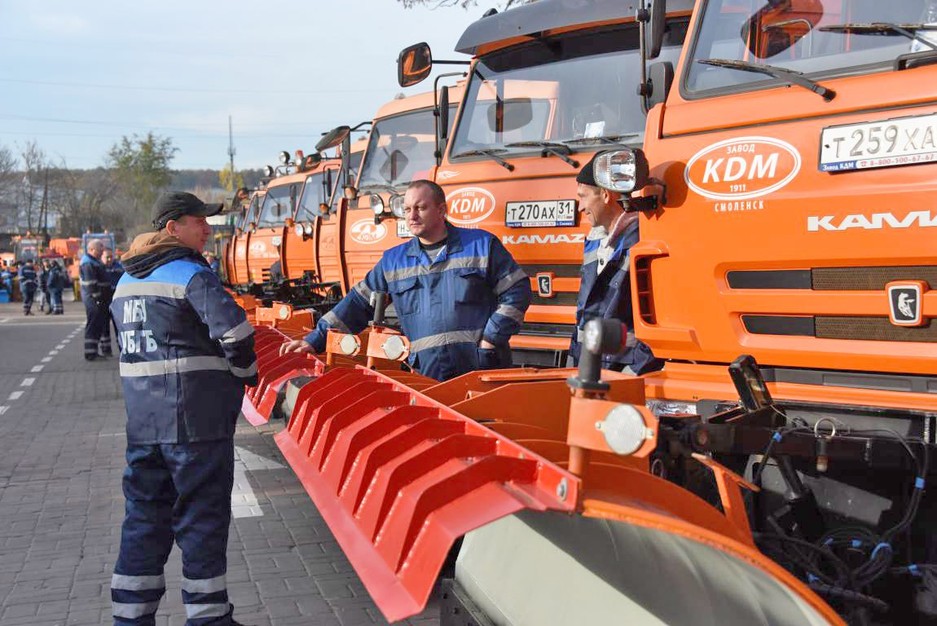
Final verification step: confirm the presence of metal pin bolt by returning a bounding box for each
[556,478,568,501]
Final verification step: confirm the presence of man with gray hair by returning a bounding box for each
[80,238,112,360]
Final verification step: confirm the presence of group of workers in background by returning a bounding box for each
[78,239,125,360]
[1,257,69,316]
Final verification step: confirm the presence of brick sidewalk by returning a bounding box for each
[0,304,439,626]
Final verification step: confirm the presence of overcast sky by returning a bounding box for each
[0,1,481,171]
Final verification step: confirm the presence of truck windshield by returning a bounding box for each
[685,0,937,95]
[239,194,262,230]
[256,184,296,228]
[295,171,330,222]
[357,106,457,192]
[450,23,687,157]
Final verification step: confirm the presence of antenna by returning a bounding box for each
[227,115,236,191]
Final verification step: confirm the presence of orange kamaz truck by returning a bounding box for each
[318,87,463,293]
[227,188,266,288]
[241,1,937,624]
[397,0,691,366]
[445,0,937,623]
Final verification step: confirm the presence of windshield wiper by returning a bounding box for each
[504,141,580,169]
[358,182,397,194]
[451,148,515,171]
[819,23,937,51]
[563,134,640,146]
[697,58,836,101]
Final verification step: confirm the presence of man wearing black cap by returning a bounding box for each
[109,191,257,626]
[570,153,662,374]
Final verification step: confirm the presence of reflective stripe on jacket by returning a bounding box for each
[18,265,37,287]
[304,225,531,381]
[111,257,257,443]
[569,219,661,374]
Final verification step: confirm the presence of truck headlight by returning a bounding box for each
[595,149,650,193]
[390,194,406,218]
[370,194,385,215]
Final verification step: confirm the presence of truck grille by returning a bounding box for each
[743,315,937,342]
[727,266,937,290]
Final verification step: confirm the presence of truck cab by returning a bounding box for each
[398,0,692,366]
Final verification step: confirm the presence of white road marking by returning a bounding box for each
[30,365,43,373]
[0,406,8,416]
[21,378,35,387]
[41,357,52,363]
[0,318,9,324]
[231,446,285,518]
[8,391,23,401]
[55,344,65,350]
[48,350,58,356]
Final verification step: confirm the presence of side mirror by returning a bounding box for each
[397,42,433,87]
[438,85,450,142]
[487,98,533,133]
[316,126,351,152]
[648,0,667,60]
[646,61,674,110]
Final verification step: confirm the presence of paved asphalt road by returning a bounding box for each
[0,301,439,625]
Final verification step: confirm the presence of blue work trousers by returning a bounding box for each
[84,300,109,357]
[21,283,36,314]
[112,440,235,626]
[49,288,64,314]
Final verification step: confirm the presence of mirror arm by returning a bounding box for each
[432,71,465,166]
[637,1,651,114]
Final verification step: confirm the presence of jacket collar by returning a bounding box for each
[405,225,464,261]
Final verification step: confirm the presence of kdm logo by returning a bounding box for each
[447,187,496,225]
[349,219,387,244]
[685,136,801,201]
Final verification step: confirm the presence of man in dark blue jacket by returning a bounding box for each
[280,180,531,381]
[80,239,112,359]
[18,260,38,315]
[109,192,257,626]
[569,154,662,375]
[47,260,66,314]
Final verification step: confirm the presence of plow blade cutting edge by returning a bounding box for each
[274,366,579,622]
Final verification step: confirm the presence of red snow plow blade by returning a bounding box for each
[275,366,579,622]
[242,325,322,426]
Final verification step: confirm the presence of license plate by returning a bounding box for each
[396,220,412,238]
[505,200,576,228]
[819,113,937,172]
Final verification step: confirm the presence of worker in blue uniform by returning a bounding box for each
[109,192,257,626]
[569,153,662,375]
[80,239,112,360]
[280,179,531,382]
[47,260,66,314]
[102,248,124,354]
[18,259,38,315]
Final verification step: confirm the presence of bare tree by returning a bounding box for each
[398,0,534,8]
[18,140,47,232]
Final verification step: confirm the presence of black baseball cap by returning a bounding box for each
[152,192,223,229]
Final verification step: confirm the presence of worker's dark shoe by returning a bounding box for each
[84,355,97,362]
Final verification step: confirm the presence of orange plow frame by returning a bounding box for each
[275,366,580,622]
